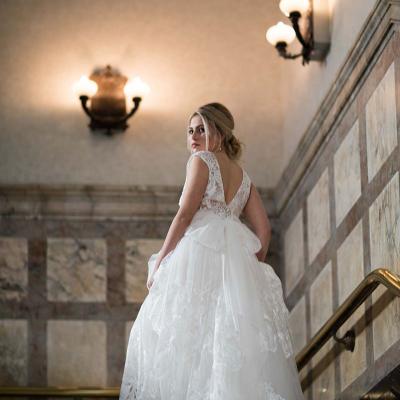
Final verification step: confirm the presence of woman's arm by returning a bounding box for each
[242,183,272,262]
[152,156,209,272]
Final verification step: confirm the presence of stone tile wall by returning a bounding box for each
[0,184,276,387]
[285,19,400,399]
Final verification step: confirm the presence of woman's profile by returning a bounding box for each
[119,102,305,399]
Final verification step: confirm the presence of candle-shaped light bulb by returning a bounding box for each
[266,22,296,46]
[124,76,151,99]
[279,0,309,17]
[73,75,98,97]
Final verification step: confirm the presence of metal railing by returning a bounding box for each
[0,386,118,397]
[295,268,400,371]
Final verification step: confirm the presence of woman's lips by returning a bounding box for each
[191,143,199,148]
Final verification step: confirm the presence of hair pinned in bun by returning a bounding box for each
[188,102,243,160]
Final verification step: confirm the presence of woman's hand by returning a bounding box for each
[255,247,267,262]
[147,261,161,290]
[147,274,155,290]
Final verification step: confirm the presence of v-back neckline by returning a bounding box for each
[210,151,245,207]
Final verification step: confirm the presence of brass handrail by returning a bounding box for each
[0,386,119,397]
[295,268,400,371]
[1,268,399,397]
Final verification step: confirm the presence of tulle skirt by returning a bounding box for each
[119,209,305,400]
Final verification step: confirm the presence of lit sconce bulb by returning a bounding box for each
[73,75,98,97]
[279,0,309,17]
[266,22,296,46]
[124,76,150,99]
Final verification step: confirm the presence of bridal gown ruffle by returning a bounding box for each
[119,150,305,400]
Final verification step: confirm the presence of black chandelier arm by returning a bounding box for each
[79,95,142,126]
[79,95,92,119]
[288,11,312,50]
[123,97,142,122]
[275,42,303,60]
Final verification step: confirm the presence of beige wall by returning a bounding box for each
[0,0,378,188]
[0,0,285,187]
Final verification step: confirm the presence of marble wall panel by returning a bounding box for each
[47,320,107,386]
[47,238,107,302]
[0,319,28,385]
[289,296,309,397]
[366,61,398,181]
[284,209,305,295]
[125,239,164,303]
[289,295,307,355]
[0,237,28,301]
[334,120,362,226]
[310,261,335,400]
[125,321,134,352]
[336,220,366,390]
[307,169,331,264]
[369,172,400,360]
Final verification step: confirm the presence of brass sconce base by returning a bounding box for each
[78,65,143,136]
[80,94,141,136]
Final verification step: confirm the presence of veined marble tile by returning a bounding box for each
[289,295,307,355]
[289,296,309,398]
[284,209,304,295]
[47,320,107,386]
[334,120,361,226]
[47,238,107,302]
[125,321,134,352]
[369,172,400,360]
[311,336,335,400]
[0,320,28,385]
[307,169,331,264]
[0,238,28,301]
[310,261,335,400]
[125,239,164,303]
[310,262,333,335]
[366,61,398,181]
[336,220,366,389]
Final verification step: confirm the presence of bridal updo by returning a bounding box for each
[188,102,243,160]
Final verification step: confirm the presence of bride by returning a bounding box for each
[119,103,305,399]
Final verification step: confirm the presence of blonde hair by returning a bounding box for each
[188,102,244,160]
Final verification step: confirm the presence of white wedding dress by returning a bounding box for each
[119,150,305,400]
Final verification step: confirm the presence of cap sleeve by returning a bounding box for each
[187,150,215,171]
[179,151,213,207]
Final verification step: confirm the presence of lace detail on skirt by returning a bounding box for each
[259,263,295,359]
[120,263,295,399]
[262,382,287,400]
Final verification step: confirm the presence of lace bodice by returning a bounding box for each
[178,150,252,218]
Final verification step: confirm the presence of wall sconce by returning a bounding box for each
[73,65,150,135]
[266,0,330,66]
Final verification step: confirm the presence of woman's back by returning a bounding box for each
[179,150,251,219]
[213,152,244,206]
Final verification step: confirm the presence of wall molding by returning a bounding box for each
[0,183,276,221]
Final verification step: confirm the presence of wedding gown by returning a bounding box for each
[119,150,305,400]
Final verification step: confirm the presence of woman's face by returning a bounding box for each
[187,115,219,153]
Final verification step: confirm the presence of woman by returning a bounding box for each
[119,103,305,399]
